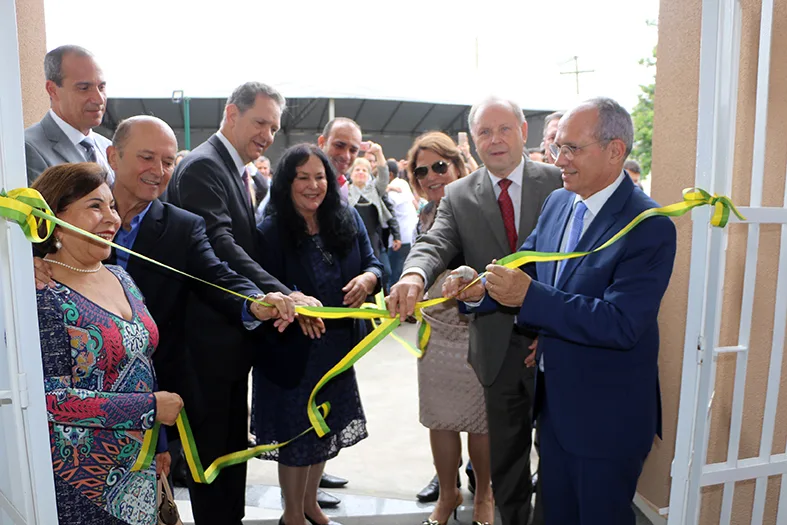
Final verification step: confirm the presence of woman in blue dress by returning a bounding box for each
[254,144,382,525]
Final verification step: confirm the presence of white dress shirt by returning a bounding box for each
[49,109,113,183]
[486,156,525,234]
[538,171,626,370]
[215,131,247,178]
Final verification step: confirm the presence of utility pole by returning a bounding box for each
[560,56,595,95]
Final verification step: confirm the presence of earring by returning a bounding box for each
[54,238,62,250]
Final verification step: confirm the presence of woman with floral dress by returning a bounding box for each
[32,163,183,525]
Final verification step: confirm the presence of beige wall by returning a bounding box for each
[641,0,787,523]
[15,0,48,127]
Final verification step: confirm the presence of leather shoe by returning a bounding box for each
[305,512,343,525]
[319,472,349,488]
[317,489,341,508]
[417,474,439,502]
[416,471,463,503]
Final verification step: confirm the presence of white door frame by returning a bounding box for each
[668,0,787,523]
[0,2,58,523]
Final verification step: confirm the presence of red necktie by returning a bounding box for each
[241,167,253,206]
[497,178,517,253]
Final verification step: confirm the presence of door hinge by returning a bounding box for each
[18,372,29,409]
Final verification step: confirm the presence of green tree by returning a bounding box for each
[631,46,656,178]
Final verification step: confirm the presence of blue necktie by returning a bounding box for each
[556,200,587,282]
[80,136,97,163]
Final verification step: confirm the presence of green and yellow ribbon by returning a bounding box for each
[0,185,745,481]
[131,404,331,484]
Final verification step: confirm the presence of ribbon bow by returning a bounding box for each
[681,187,746,227]
[0,188,55,243]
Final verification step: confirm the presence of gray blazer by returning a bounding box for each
[24,112,112,185]
[404,159,563,386]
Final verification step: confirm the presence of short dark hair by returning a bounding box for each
[321,117,362,139]
[623,159,641,173]
[30,163,108,254]
[44,45,93,86]
[386,159,399,177]
[266,144,357,257]
[224,82,286,121]
[543,111,564,136]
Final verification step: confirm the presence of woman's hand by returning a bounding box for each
[441,266,484,302]
[289,291,327,339]
[156,451,171,478]
[342,272,377,308]
[391,240,402,252]
[34,256,55,290]
[154,392,184,426]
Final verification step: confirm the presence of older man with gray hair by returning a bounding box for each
[456,97,676,525]
[388,95,562,524]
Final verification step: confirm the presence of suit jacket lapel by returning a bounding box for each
[557,177,634,288]
[516,159,541,247]
[42,114,85,164]
[546,193,574,287]
[208,135,256,225]
[475,169,510,255]
[126,200,166,276]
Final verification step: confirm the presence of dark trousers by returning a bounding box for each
[388,242,411,284]
[483,335,535,525]
[539,378,645,525]
[186,375,249,525]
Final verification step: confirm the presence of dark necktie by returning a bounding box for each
[556,200,588,281]
[80,136,97,163]
[497,178,517,253]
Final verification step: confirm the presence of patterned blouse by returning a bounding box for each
[36,265,159,525]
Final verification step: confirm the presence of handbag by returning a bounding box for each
[157,476,183,525]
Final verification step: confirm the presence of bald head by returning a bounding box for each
[108,115,178,203]
[112,115,177,154]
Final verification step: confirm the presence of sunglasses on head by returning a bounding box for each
[413,160,451,179]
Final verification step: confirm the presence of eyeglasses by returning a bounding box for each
[548,139,608,161]
[413,160,451,179]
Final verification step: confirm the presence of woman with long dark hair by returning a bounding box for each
[255,144,382,525]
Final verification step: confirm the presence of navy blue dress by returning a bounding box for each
[253,207,383,466]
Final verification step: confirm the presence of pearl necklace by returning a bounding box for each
[46,258,102,273]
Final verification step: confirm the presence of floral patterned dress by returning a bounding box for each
[36,265,159,525]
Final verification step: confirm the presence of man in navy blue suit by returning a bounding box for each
[449,97,677,525]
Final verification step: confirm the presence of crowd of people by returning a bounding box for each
[24,44,674,525]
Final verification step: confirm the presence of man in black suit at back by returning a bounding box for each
[166,82,328,524]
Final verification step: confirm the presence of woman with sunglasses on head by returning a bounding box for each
[31,163,183,525]
[254,144,382,525]
[407,133,494,525]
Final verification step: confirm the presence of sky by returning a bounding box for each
[44,0,660,112]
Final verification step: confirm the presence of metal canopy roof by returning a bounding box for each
[97,97,555,161]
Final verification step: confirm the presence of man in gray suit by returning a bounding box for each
[388,96,562,525]
[25,45,113,185]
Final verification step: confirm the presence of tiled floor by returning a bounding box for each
[173,322,654,525]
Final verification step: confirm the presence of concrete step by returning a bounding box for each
[174,484,496,525]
